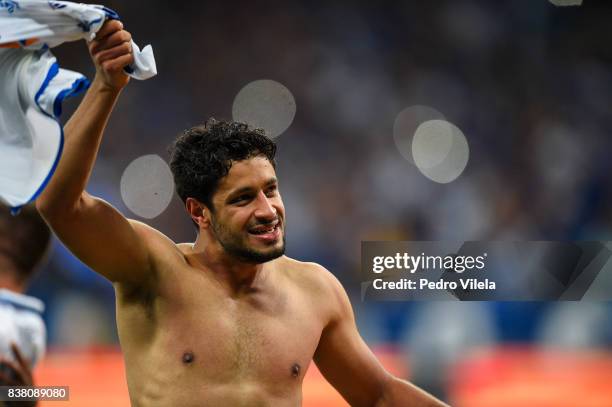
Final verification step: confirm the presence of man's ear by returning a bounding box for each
[186,197,211,228]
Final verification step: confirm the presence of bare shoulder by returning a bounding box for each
[124,219,187,276]
[276,256,349,317]
[128,219,181,254]
[277,256,333,285]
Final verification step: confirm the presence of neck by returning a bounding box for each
[191,236,268,295]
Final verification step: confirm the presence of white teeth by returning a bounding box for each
[250,225,276,234]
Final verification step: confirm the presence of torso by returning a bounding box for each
[114,239,332,407]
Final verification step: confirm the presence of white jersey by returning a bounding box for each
[0,288,46,367]
[0,0,156,210]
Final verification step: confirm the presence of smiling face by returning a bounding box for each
[207,156,286,264]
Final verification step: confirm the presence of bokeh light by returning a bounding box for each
[120,154,174,219]
[232,79,296,139]
[392,105,446,163]
[412,120,470,184]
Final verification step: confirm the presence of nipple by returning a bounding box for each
[182,352,195,364]
[291,363,300,378]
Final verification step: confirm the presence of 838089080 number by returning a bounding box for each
[2,386,69,401]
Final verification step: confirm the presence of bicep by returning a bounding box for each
[43,192,153,284]
[314,274,390,406]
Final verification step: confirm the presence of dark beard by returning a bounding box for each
[210,216,286,264]
[220,236,286,264]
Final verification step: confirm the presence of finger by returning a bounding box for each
[10,343,30,370]
[101,53,135,72]
[94,42,132,66]
[89,30,132,55]
[93,19,123,41]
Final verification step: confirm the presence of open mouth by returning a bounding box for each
[248,222,281,241]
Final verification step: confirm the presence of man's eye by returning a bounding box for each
[232,195,250,204]
[265,186,278,197]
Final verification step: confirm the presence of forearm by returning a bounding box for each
[376,376,449,407]
[37,76,122,215]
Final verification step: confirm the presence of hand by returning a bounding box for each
[0,343,37,407]
[88,20,134,90]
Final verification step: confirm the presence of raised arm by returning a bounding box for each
[314,271,448,407]
[36,20,153,285]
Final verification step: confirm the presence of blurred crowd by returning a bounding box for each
[21,0,612,398]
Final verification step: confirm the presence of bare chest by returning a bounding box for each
[134,274,324,389]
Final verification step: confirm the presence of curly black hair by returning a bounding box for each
[169,118,277,211]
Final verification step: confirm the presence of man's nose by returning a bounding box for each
[253,191,277,220]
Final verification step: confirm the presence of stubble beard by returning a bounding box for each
[210,216,286,264]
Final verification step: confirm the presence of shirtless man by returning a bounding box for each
[36,21,447,406]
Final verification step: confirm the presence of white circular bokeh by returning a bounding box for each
[232,79,296,139]
[393,105,446,163]
[412,120,470,183]
[120,154,174,219]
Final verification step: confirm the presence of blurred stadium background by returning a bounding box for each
[21,0,612,405]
